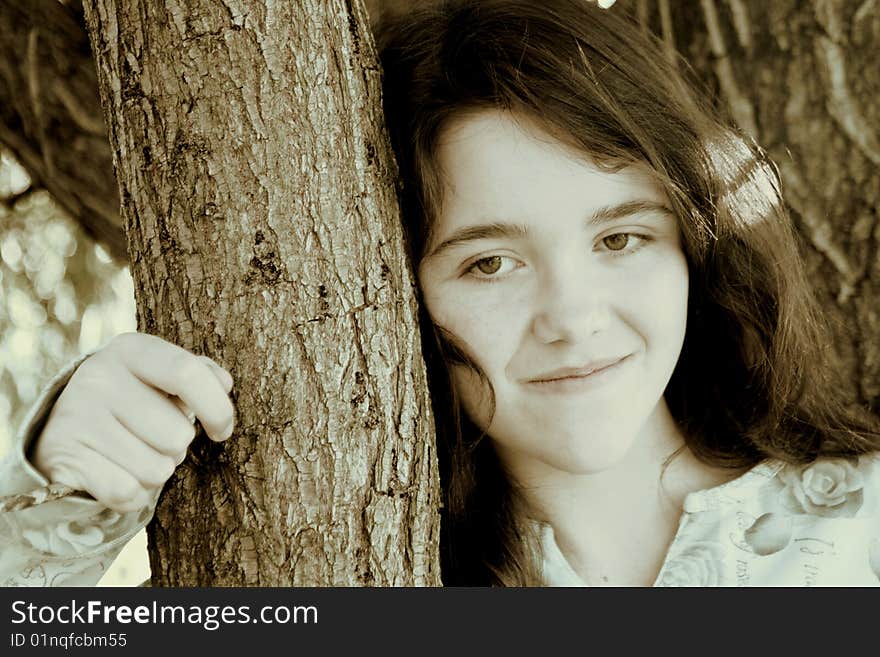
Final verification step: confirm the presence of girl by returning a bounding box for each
[2,0,879,586]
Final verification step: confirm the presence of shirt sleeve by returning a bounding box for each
[0,356,155,586]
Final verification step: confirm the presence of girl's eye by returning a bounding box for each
[599,232,648,254]
[465,255,519,279]
[602,233,633,251]
[475,256,503,274]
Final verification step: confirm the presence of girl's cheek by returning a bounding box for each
[450,364,495,431]
[626,249,689,334]
[454,290,522,349]
[434,292,518,433]
[426,281,519,336]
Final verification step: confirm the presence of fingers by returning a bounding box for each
[110,333,235,441]
[33,332,238,514]
[108,376,198,457]
[79,411,180,488]
[171,396,197,425]
[42,441,158,514]
[199,355,234,393]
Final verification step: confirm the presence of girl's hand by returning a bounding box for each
[31,332,235,513]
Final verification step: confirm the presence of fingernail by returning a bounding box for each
[217,422,234,441]
[220,368,234,393]
[205,356,234,392]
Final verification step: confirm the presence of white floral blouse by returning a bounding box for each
[2,361,879,587]
[541,454,880,586]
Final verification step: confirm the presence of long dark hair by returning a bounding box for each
[376,0,880,585]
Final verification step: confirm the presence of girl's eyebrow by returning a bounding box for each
[425,199,674,259]
[426,221,530,259]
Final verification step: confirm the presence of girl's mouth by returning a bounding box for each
[525,355,631,394]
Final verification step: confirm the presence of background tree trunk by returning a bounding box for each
[4,2,876,417]
[651,0,880,415]
[82,0,441,586]
[0,0,124,260]
[4,0,877,585]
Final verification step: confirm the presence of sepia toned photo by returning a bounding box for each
[1,0,879,590]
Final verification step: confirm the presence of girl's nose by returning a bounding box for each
[530,265,610,345]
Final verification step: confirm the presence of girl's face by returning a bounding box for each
[418,110,690,479]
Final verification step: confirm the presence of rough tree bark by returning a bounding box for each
[7,0,874,413]
[82,0,441,586]
[0,0,124,260]
[659,0,880,416]
[5,0,877,583]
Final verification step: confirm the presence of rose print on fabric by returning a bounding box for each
[18,509,127,558]
[657,541,725,586]
[777,457,868,518]
[743,512,793,556]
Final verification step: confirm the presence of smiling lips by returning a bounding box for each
[529,356,627,383]
[522,356,631,395]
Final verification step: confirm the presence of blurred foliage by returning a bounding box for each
[0,148,148,586]
[0,149,136,457]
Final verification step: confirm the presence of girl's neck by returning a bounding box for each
[505,400,742,585]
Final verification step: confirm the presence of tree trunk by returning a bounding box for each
[658,0,880,415]
[5,2,878,412]
[0,0,125,261]
[82,0,441,586]
[7,0,878,584]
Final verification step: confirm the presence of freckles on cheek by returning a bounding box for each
[635,258,689,332]
[448,296,511,359]
[431,296,508,432]
[427,292,502,348]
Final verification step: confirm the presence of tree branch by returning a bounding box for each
[699,0,758,136]
[0,0,125,261]
[816,35,880,166]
